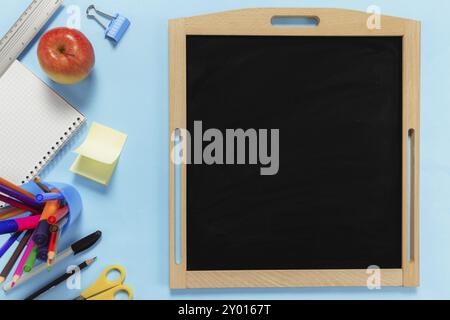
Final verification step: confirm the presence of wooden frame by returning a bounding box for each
[169,8,420,288]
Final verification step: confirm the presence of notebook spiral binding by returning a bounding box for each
[22,117,87,184]
[0,117,86,208]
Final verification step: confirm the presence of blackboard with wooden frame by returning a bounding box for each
[169,8,420,288]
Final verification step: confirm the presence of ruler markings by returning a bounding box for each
[0,0,62,77]
[1,0,50,57]
[0,0,41,56]
[0,1,42,59]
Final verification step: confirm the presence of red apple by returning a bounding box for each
[37,28,95,84]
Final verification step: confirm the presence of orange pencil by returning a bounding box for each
[0,208,27,221]
[33,177,51,193]
[0,178,36,200]
[48,206,69,225]
[39,196,59,222]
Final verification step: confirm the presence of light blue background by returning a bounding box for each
[0,0,446,300]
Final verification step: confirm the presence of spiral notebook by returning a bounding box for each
[0,60,86,186]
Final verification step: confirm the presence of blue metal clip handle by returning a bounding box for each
[86,5,130,43]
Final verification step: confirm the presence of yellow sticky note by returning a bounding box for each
[71,122,127,185]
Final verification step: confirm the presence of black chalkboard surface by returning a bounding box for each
[186,36,403,271]
[170,8,420,288]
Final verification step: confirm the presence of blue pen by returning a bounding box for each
[36,192,64,203]
[0,215,40,235]
[37,243,48,262]
[0,232,22,258]
[32,220,51,247]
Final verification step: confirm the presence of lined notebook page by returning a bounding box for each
[0,60,85,186]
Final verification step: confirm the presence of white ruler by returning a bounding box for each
[0,0,63,78]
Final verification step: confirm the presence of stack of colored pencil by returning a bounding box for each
[0,177,69,287]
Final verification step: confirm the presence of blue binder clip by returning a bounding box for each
[86,5,130,43]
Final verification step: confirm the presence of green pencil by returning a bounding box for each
[23,245,38,273]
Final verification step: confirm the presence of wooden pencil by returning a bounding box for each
[25,258,96,300]
[0,178,36,200]
[47,218,67,267]
[38,197,59,221]
[0,194,41,215]
[23,245,38,273]
[33,177,51,193]
[47,226,58,266]
[0,206,16,215]
[0,208,27,221]
[0,230,33,284]
[11,239,35,287]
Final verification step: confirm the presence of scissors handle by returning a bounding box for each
[88,285,133,300]
[80,265,127,300]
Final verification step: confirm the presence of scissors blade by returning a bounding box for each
[87,285,133,300]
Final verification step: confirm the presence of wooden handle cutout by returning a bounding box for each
[174,128,183,265]
[271,16,319,27]
[408,128,416,263]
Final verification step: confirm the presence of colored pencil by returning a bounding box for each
[0,215,40,235]
[11,239,35,287]
[39,198,59,221]
[24,245,38,273]
[25,257,96,300]
[0,229,33,284]
[36,192,64,203]
[47,232,58,267]
[4,231,102,291]
[0,206,18,215]
[0,206,12,213]
[48,206,69,225]
[0,207,27,221]
[0,178,36,200]
[0,232,21,259]
[0,194,41,215]
[47,218,67,267]
[33,177,51,193]
[0,184,42,209]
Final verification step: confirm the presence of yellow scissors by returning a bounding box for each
[74,265,133,300]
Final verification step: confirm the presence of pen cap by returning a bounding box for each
[22,181,83,233]
[72,230,102,255]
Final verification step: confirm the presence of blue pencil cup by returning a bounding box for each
[21,181,82,233]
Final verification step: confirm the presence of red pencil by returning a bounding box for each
[47,218,67,267]
[47,226,58,266]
